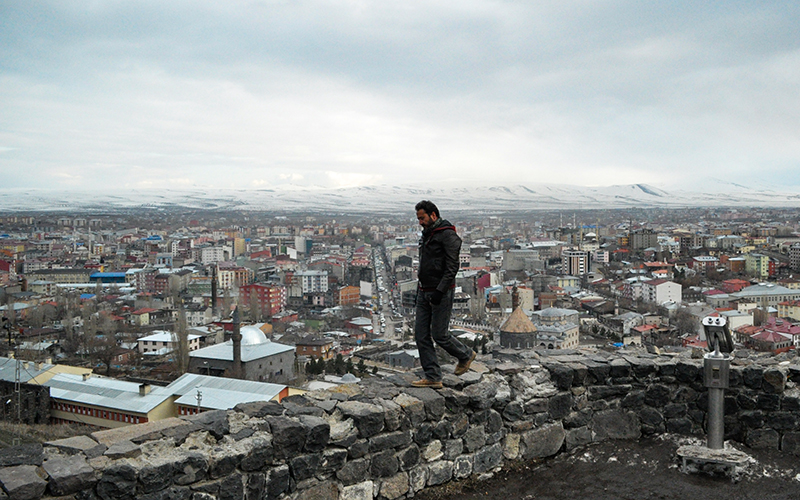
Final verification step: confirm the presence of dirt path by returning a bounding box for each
[416,436,800,500]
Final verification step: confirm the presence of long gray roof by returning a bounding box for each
[44,373,172,414]
[188,339,294,362]
[168,373,284,410]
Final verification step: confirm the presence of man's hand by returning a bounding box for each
[430,290,443,305]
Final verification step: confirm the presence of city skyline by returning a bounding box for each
[2,1,799,192]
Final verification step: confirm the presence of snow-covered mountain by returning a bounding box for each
[1,182,799,212]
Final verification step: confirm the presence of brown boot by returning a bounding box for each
[411,379,443,389]
[454,351,476,376]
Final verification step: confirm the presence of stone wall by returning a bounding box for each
[1,348,800,500]
[0,380,50,425]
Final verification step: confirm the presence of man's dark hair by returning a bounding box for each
[415,200,440,218]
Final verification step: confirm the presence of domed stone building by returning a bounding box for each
[188,325,295,383]
[499,307,539,349]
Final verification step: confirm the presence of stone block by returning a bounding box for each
[292,480,338,500]
[42,455,95,496]
[502,401,524,421]
[337,458,370,486]
[183,410,230,439]
[544,363,573,390]
[665,417,692,435]
[96,463,137,500]
[0,465,47,500]
[565,427,592,451]
[781,432,800,455]
[91,417,185,447]
[376,399,405,431]
[473,442,503,473]
[521,422,565,459]
[337,401,386,438]
[316,448,346,474]
[349,439,370,459]
[462,426,486,453]
[394,393,426,427]
[676,360,701,384]
[290,453,321,482]
[739,410,765,429]
[422,440,443,462]
[266,464,290,499]
[369,430,412,453]
[0,444,43,467]
[138,461,173,494]
[379,472,409,500]
[746,428,779,449]
[609,358,631,379]
[763,368,787,394]
[371,449,399,478]
[240,437,274,472]
[503,433,520,460]
[548,393,573,420]
[756,393,780,411]
[267,416,307,456]
[453,455,473,479]
[408,466,428,494]
[593,409,641,441]
[404,388,446,421]
[340,480,373,500]
[588,385,630,401]
[442,439,463,460]
[414,423,434,446]
[396,444,421,470]
[463,381,498,410]
[644,384,671,407]
[743,365,764,389]
[45,435,99,457]
[427,461,453,486]
[300,415,330,452]
[235,401,285,418]
[173,452,208,486]
[104,440,141,460]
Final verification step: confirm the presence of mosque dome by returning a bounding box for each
[240,325,269,345]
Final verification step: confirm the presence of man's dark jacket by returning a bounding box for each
[418,218,462,293]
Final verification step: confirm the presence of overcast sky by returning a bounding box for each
[2,1,799,192]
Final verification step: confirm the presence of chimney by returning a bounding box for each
[139,383,151,396]
[211,266,218,318]
[82,373,91,381]
[34,362,41,371]
[231,306,243,379]
[512,285,520,311]
[44,357,52,365]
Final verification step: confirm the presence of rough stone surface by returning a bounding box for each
[338,401,386,438]
[0,465,47,500]
[473,442,503,473]
[0,444,43,467]
[44,435,99,456]
[379,472,409,500]
[521,422,566,459]
[268,416,307,457]
[104,440,141,460]
[593,409,641,440]
[427,460,453,486]
[340,480,374,500]
[42,455,95,496]
[96,463,137,500]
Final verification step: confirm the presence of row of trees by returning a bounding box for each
[305,354,374,376]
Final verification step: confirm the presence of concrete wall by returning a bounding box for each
[3,348,800,500]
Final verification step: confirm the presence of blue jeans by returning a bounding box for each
[415,288,473,382]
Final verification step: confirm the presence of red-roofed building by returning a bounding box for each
[721,279,750,294]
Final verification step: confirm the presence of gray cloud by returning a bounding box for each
[1,0,799,191]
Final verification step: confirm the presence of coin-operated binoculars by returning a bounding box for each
[701,316,734,449]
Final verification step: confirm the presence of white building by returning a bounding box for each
[641,279,682,304]
[562,249,588,276]
[138,331,202,355]
[296,270,329,293]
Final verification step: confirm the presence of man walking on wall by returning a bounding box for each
[412,200,476,389]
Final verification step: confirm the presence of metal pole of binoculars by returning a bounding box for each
[703,338,730,450]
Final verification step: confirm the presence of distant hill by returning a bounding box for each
[2,181,800,212]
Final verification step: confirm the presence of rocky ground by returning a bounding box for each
[415,435,800,500]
